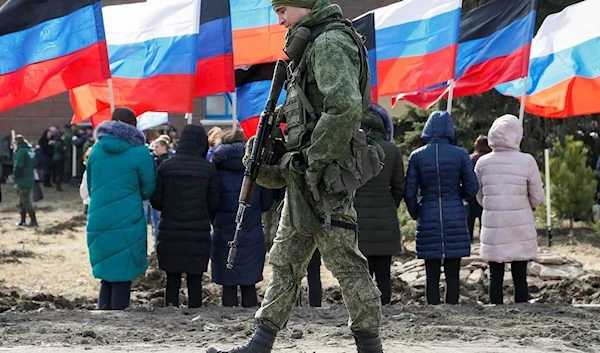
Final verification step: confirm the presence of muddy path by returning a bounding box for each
[1,304,599,352]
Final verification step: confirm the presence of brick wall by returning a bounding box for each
[0,0,399,142]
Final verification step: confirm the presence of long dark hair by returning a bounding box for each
[473,135,491,154]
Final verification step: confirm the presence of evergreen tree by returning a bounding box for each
[548,136,597,243]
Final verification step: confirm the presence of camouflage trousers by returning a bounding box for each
[255,197,382,335]
[16,187,34,216]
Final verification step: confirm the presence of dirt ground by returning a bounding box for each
[1,184,600,352]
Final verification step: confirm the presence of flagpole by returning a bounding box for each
[72,143,77,179]
[446,79,455,113]
[519,77,528,123]
[107,78,116,113]
[185,113,193,125]
[520,0,537,124]
[544,148,552,246]
[231,93,238,132]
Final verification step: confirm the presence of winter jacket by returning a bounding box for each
[154,153,170,169]
[404,111,479,260]
[37,130,53,168]
[80,170,90,206]
[53,140,66,162]
[86,121,156,283]
[206,146,217,161]
[467,151,489,208]
[210,142,272,286]
[355,104,404,256]
[596,157,600,194]
[13,143,35,189]
[150,125,220,275]
[475,115,545,263]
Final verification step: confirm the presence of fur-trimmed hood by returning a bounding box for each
[363,103,394,142]
[94,120,146,154]
[210,142,246,171]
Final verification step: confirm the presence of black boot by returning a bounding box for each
[28,214,38,228]
[16,213,26,226]
[206,323,277,353]
[354,332,384,353]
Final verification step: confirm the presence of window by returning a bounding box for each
[204,94,233,123]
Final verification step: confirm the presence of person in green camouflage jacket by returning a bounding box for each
[12,135,37,227]
[206,1,383,352]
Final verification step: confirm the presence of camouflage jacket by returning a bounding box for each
[283,0,365,171]
[248,0,366,229]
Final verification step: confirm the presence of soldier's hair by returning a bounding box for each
[220,129,246,144]
[111,107,137,127]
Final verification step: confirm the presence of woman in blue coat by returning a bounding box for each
[210,129,272,308]
[86,108,156,310]
[404,111,478,305]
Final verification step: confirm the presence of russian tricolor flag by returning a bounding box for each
[496,1,600,118]
[0,0,110,113]
[230,0,287,67]
[235,63,287,139]
[194,0,235,97]
[70,0,201,126]
[397,0,536,109]
[362,0,462,97]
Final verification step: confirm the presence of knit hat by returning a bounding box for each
[271,0,316,9]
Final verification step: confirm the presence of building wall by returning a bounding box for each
[0,0,401,142]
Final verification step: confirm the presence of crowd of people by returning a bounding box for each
[2,105,547,311]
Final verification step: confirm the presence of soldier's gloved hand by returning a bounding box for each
[305,167,323,202]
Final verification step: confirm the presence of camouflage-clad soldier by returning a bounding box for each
[206,0,384,352]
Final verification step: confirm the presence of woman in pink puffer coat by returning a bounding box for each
[475,114,545,304]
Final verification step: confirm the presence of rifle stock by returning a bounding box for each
[227,59,288,269]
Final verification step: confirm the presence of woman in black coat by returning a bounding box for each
[150,124,220,308]
[52,132,66,191]
[38,128,55,187]
[355,104,405,305]
[467,135,491,243]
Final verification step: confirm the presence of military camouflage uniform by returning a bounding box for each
[252,0,382,335]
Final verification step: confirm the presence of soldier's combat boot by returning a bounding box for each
[28,214,38,228]
[354,332,384,353]
[206,323,277,353]
[16,212,26,226]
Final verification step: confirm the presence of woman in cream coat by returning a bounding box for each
[475,114,545,304]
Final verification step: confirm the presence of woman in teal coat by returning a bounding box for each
[86,108,156,310]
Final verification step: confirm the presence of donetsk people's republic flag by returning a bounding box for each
[0,0,110,113]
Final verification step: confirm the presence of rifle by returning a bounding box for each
[226,59,288,269]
